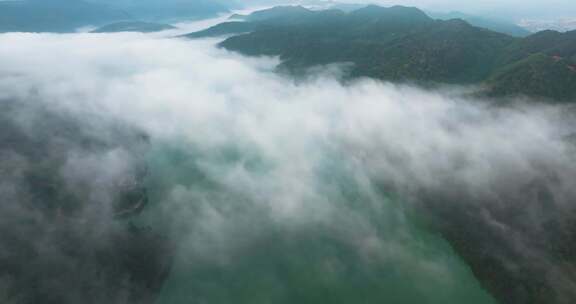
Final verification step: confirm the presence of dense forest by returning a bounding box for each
[190,5,576,102]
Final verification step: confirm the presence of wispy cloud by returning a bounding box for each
[0,31,575,302]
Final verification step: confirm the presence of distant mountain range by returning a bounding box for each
[91,21,175,33]
[0,0,127,32]
[428,11,531,37]
[188,5,576,102]
[0,0,229,33]
[98,0,229,23]
[316,3,532,37]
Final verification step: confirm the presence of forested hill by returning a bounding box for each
[188,5,576,102]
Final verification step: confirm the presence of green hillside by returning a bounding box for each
[187,5,576,102]
[488,53,576,101]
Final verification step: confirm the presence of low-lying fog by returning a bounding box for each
[1,21,575,303]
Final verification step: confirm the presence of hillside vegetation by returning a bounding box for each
[188,5,576,102]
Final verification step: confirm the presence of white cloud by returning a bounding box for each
[1,30,575,301]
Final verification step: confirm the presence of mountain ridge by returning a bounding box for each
[187,5,576,102]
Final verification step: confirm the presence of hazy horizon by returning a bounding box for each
[1,1,576,303]
[279,0,576,20]
[1,0,575,22]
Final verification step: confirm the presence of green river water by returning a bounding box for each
[137,142,496,304]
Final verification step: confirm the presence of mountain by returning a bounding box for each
[232,5,314,22]
[487,53,576,101]
[344,18,514,84]
[0,0,229,33]
[92,21,176,33]
[98,0,229,22]
[197,6,513,84]
[0,0,127,33]
[499,30,576,65]
[187,5,576,102]
[484,30,576,100]
[185,21,259,39]
[429,11,531,37]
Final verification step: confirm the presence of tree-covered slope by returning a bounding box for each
[488,30,576,100]
[187,5,576,102]
[349,19,515,83]
[211,6,514,84]
[499,30,575,65]
[487,53,576,101]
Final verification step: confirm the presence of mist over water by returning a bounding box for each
[0,28,575,303]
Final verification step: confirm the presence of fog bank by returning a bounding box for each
[0,31,575,303]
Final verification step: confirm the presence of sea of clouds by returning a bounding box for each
[0,27,575,303]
